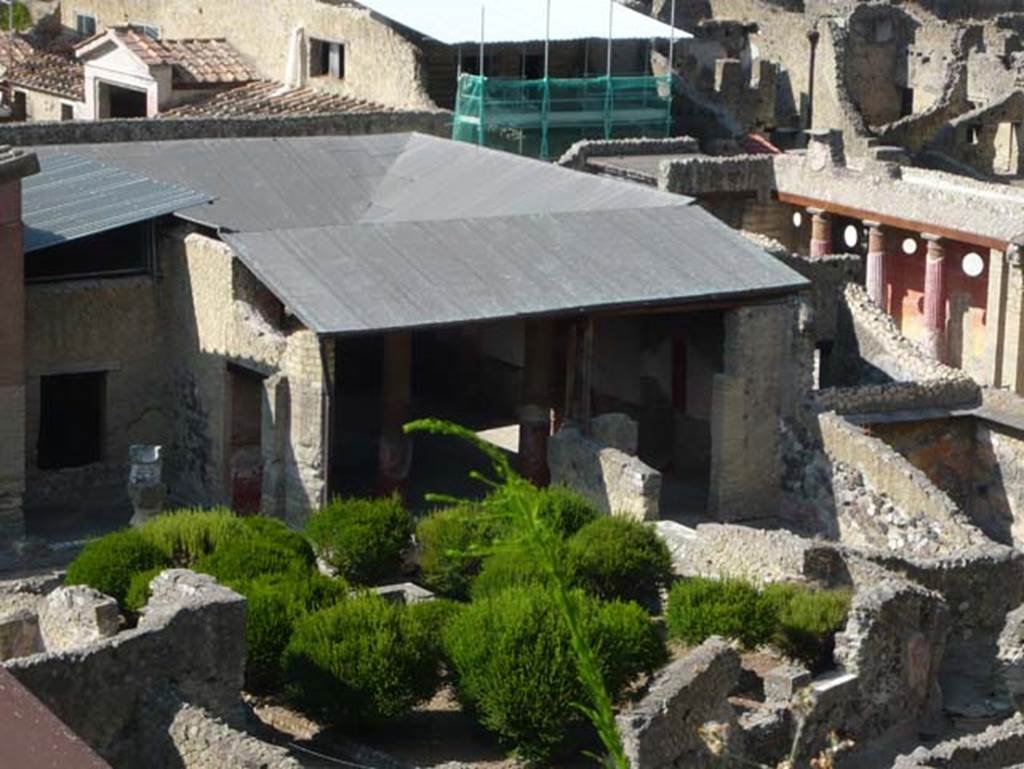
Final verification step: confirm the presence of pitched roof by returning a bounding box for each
[35,133,807,335]
[159,80,392,118]
[22,154,212,252]
[0,35,36,71]
[7,49,84,100]
[353,0,690,45]
[79,27,257,87]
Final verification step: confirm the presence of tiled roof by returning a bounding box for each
[0,36,36,71]
[7,50,84,101]
[160,80,393,117]
[111,27,257,86]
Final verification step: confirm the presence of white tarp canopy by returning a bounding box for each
[354,0,691,46]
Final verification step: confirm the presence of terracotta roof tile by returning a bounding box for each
[0,36,36,71]
[7,49,84,101]
[112,27,257,86]
[160,80,394,118]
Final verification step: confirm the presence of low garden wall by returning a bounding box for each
[3,570,256,766]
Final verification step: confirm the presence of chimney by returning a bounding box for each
[0,145,39,544]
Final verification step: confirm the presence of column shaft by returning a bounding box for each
[809,208,831,258]
[922,235,948,362]
[865,221,886,308]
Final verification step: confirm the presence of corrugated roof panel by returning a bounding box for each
[355,0,690,45]
[224,206,808,335]
[22,154,212,253]
[38,134,689,234]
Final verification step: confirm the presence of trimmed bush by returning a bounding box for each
[231,572,348,694]
[238,515,315,564]
[283,593,442,724]
[470,545,553,600]
[566,516,673,608]
[306,495,413,585]
[416,505,495,599]
[194,530,314,583]
[666,577,776,649]
[444,587,665,762]
[65,529,170,605]
[535,485,601,537]
[140,507,240,565]
[773,588,852,671]
[124,567,165,614]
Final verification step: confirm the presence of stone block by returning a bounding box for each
[617,637,740,769]
[0,608,42,660]
[589,413,639,455]
[373,582,435,605]
[764,663,813,701]
[38,586,122,652]
[809,670,859,709]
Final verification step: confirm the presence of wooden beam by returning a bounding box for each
[776,191,1009,252]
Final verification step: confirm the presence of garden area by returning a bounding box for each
[62,422,852,767]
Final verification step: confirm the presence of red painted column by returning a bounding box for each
[865,220,886,307]
[378,331,412,497]
[809,207,831,257]
[0,171,26,541]
[922,234,948,362]
[519,319,553,487]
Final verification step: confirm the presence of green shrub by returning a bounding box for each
[124,567,165,614]
[535,485,601,537]
[194,529,314,583]
[444,587,664,762]
[282,593,442,724]
[139,507,240,565]
[231,572,348,694]
[589,599,669,693]
[65,529,170,605]
[305,495,413,585]
[566,516,673,608]
[407,598,463,662]
[666,577,776,649]
[416,505,495,599]
[773,588,851,671]
[470,545,553,600]
[238,515,315,564]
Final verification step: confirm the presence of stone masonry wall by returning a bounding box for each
[0,110,450,148]
[24,276,168,514]
[4,570,246,765]
[817,411,989,556]
[163,231,329,523]
[893,713,1024,768]
[708,301,790,520]
[821,283,982,414]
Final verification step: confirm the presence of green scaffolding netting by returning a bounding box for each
[452,73,673,160]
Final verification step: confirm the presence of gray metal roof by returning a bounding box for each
[22,154,212,253]
[35,134,691,233]
[224,206,805,334]
[34,134,807,333]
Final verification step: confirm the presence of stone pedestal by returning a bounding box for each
[128,445,166,527]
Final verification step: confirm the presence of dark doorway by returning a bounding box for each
[38,372,105,469]
[99,83,147,118]
[228,365,265,515]
[331,335,384,498]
